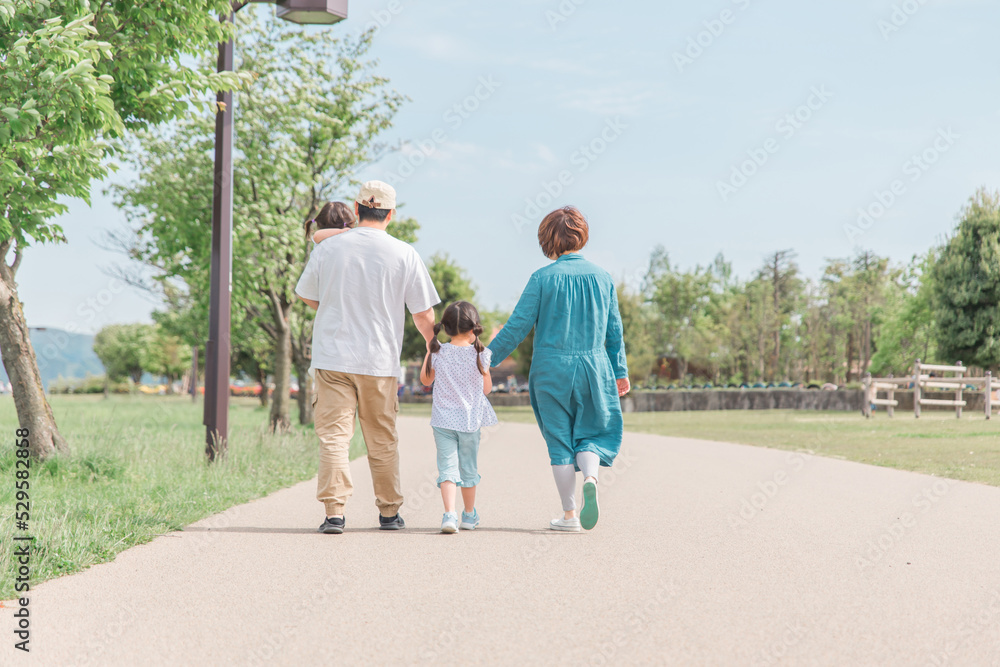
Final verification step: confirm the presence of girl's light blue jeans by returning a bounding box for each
[432,427,481,488]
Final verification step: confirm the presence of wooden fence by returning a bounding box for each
[863,360,997,419]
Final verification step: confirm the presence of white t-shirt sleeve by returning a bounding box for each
[405,250,441,314]
[479,347,492,369]
[295,254,321,301]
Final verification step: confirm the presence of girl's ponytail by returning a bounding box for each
[472,323,486,376]
[423,322,443,378]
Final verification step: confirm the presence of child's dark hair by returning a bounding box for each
[423,301,487,379]
[305,201,355,239]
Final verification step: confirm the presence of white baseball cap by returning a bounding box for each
[356,180,396,210]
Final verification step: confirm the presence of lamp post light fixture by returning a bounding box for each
[276,0,349,24]
[203,0,348,461]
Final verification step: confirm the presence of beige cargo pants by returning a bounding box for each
[313,370,402,518]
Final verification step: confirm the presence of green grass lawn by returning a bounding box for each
[401,403,1000,486]
[0,395,364,600]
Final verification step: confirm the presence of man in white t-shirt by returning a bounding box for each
[296,180,439,533]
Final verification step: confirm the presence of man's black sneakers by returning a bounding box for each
[379,514,405,530]
[318,516,345,534]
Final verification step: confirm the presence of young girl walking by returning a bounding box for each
[420,301,498,533]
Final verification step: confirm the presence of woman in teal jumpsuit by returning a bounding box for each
[488,207,628,531]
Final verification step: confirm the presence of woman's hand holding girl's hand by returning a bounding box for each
[616,378,631,397]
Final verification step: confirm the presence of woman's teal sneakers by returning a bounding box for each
[441,512,458,534]
[580,480,599,530]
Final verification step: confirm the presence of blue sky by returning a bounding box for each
[20,0,1000,333]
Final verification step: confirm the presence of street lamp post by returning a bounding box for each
[204,0,348,461]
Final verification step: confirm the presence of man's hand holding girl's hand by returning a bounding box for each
[616,378,631,397]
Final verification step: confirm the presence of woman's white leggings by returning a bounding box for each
[551,451,601,512]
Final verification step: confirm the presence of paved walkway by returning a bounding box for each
[5,416,1000,665]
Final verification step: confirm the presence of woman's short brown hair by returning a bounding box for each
[538,206,589,259]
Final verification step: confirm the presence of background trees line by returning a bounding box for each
[618,188,1000,387]
[101,186,999,422]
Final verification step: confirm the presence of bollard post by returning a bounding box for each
[956,361,964,419]
[986,371,992,420]
[887,373,895,418]
[862,373,871,418]
[913,359,921,419]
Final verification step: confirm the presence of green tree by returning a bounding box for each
[616,283,656,385]
[141,325,192,392]
[645,247,719,381]
[870,252,937,375]
[112,11,404,431]
[931,188,1000,369]
[758,250,803,381]
[0,0,244,458]
[93,324,153,393]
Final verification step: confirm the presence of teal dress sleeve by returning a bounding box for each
[488,273,541,367]
[605,284,628,380]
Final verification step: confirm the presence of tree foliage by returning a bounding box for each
[931,188,1000,370]
[93,323,151,384]
[870,252,937,375]
[111,9,404,428]
[0,0,244,249]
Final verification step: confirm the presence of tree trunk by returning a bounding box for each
[863,319,872,375]
[295,364,313,426]
[292,340,313,426]
[269,318,292,433]
[0,272,69,459]
[257,365,269,408]
[190,345,198,403]
[846,331,855,383]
